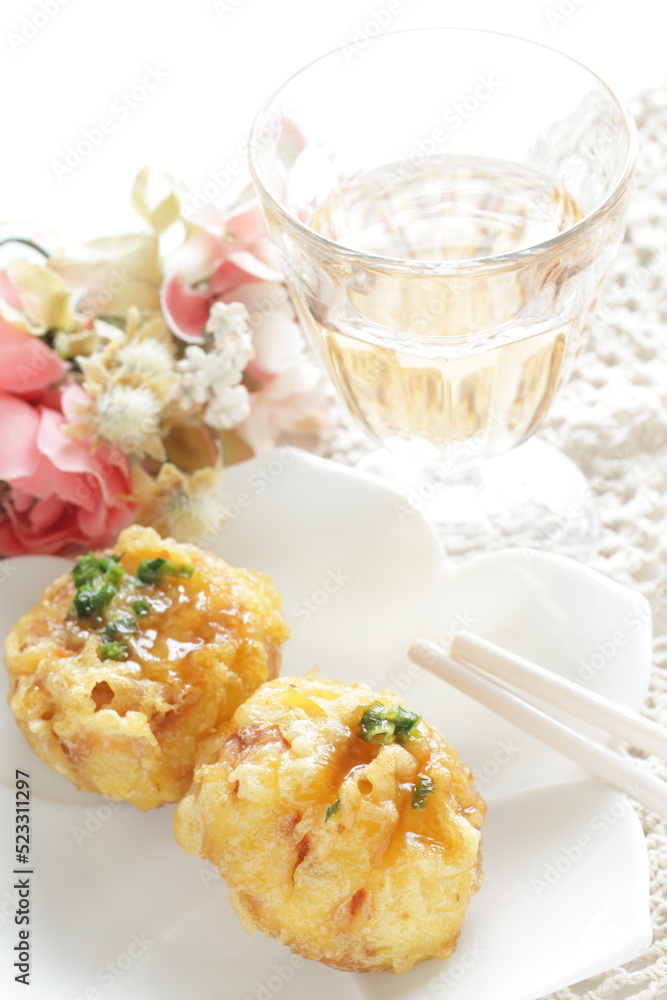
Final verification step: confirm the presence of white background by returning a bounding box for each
[0,0,664,242]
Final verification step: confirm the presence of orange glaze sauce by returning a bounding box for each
[65,565,241,685]
[276,690,381,809]
[323,734,380,805]
[372,731,454,868]
[303,703,450,866]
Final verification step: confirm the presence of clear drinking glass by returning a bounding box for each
[248,28,636,559]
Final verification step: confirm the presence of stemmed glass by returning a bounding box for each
[248,28,636,559]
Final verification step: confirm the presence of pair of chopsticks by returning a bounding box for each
[408,632,667,819]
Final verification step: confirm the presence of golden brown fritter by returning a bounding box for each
[174,674,485,974]
[5,525,289,810]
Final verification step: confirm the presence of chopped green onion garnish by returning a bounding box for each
[358,703,423,746]
[73,579,118,619]
[136,558,195,585]
[131,598,151,617]
[71,554,103,587]
[98,641,128,662]
[104,559,125,585]
[325,799,341,821]
[71,553,123,586]
[103,616,138,640]
[411,775,436,810]
[70,553,125,619]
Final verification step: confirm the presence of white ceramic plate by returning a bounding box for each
[0,449,653,1000]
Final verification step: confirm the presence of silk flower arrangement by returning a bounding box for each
[0,170,332,556]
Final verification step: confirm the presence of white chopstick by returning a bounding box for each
[451,630,667,761]
[408,638,667,819]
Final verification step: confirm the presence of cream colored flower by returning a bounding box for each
[93,383,165,461]
[48,232,162,317]
[52,327,99,360]
[93,318,126,344]
[78,308,177,407]
[0,259,105,360]
[63,309,179,459]
[116,337,174,379]
[132,462,228,543]
[5,259,74,334]
[63,374,165,461]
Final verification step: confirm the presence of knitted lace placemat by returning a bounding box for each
[312,86,667,1000]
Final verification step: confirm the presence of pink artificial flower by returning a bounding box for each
[161,200,282,342]
[0,315,68,400]
[220,281,333,454]
[237,363,332,455]
[0,382,135,556]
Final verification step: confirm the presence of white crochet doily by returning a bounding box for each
[314,86,667,1000]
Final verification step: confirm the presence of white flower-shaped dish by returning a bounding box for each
[0,449,653,1000]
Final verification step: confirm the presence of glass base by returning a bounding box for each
[357,438,599,563]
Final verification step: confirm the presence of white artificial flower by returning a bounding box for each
[174,345,211,410]
[205,300,254,374]
[174,301,255,426]
[204,383,251,429]
[206,299,250,340]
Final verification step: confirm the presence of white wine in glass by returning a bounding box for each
[308,154,584,464]
[249,29,636,559]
